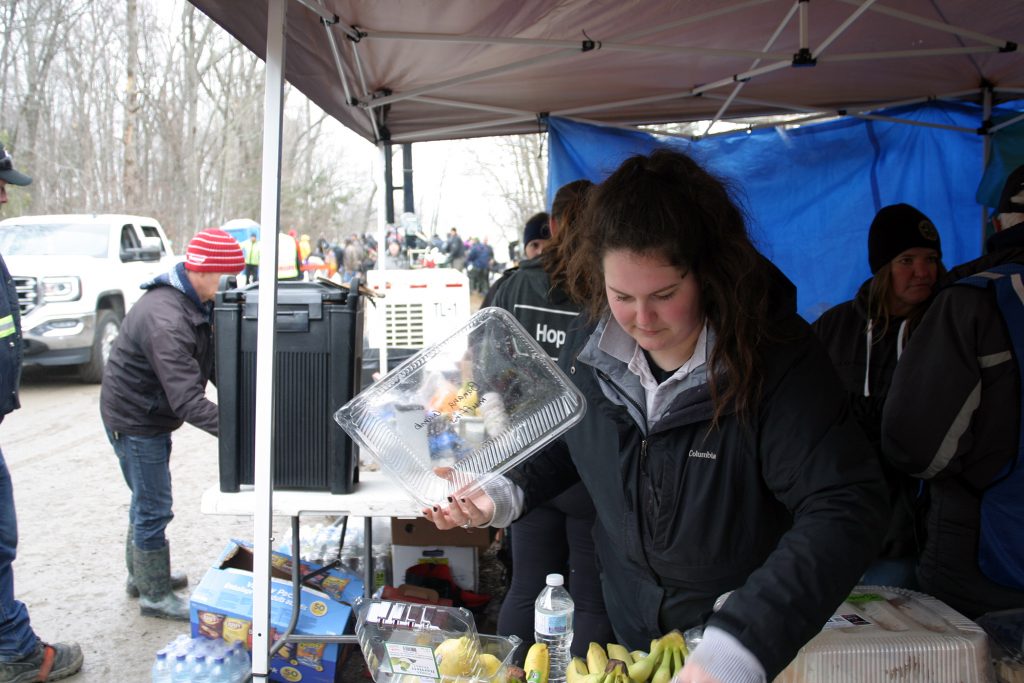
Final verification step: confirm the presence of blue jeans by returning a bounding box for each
[0,448,38,662]
[106,428,174,551]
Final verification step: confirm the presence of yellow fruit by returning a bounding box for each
[566,656,590,683]
[435,636,476,677]
[524,642,549,683]
[585,642,608,677]
[479,652,503,678]
[651,645,674,683]
[606,643,633,665]
[626,639,663,683]
[671,645,684,677]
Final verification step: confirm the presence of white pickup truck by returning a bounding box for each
[0,214,178,382]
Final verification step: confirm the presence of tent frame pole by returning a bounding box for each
[363,0,774,112]
[837,0,1012,48]
[252,0,287,680]
[706,0,801,134]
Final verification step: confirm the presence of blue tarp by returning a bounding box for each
[547,103,993,321]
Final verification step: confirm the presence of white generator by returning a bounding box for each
[364,267,472,350]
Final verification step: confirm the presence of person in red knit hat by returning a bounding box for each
[99,228,244,621]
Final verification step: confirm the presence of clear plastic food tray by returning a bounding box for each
[354,598,482,682]
[336,307,586,508]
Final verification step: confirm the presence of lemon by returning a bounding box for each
[479,652,502,678]
[435,636,475,677]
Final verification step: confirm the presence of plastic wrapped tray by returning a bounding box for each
[336,307,586,508]
[354,597,485,682]
[775,586,994,683]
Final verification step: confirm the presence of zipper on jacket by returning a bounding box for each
[640,438,648,477]
[595,368,648,430]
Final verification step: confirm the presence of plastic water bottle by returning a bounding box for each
[534,573,574,683]
[228,642,250,683]
[170,653,190,683]
[151,651,172,683]
[207,655,231,683]
[191,653,211,683]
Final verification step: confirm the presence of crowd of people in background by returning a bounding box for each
[235,223,517,294]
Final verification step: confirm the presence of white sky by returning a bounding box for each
[155,0,526,254]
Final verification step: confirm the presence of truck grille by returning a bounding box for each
[13,277,38,315]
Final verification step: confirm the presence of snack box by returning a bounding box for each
[189,539,364,683]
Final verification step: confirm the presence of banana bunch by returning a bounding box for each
[565,634,687,683]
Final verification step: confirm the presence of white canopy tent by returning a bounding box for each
[184,1,1023,679]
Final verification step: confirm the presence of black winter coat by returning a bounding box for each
[510,284,888,679]
[100,285,218,436]
[488,258,579,360]
[812,281,923,560]
[0,254,21,421]
[882,223,1024,616]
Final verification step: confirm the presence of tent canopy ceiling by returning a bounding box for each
[188,0,1023,144]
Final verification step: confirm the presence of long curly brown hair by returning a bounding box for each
[565,148,775,424]
[541,179,593,293]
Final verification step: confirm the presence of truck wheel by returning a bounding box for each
[78,309,122,383]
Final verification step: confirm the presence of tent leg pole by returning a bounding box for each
[252,0,287,680]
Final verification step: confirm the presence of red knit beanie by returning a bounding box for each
[184,228,245,274]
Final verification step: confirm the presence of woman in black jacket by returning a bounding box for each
[428,149,888,683]
[812,203,944,588]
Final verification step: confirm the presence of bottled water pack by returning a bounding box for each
[152,634,251,683]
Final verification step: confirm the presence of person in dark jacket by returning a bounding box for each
[445,227,467,272]
[100,228,244,621]
[812,203,945,587]
[0,144,84,683]
[466,237,494,294]
[427,149,888,683]
[482,212,551,308]
[881,165,1024,617]
[489,180,613,661]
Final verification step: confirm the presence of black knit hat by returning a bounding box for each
[867,203,941,273]
[523,212,550,246]
[997,165,1024,214]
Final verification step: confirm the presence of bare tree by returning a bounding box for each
[0,0,377,251]
[123,0,141,208]
[470,133,548,246]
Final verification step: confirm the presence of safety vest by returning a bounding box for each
[243,240,260,266]
[277,233,299,279]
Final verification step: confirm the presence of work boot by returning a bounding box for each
[0,640,83,683]
[133,543,190,621]
[125,528,187,597]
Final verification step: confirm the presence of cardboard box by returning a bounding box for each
[189,540,364,683]
[391,544,478,592]
[391,516,491,550]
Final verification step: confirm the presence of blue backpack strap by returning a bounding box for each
[955,262,1024,589]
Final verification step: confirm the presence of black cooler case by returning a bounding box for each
[214,280,363,493]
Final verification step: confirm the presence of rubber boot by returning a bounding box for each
[133,543,190,621]
[125,527,188,597]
